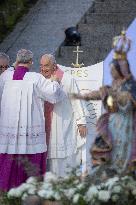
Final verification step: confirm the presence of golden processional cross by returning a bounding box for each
[71,46,84,68]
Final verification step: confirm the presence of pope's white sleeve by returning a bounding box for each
[70,78,87,125]
[36,75,65,104]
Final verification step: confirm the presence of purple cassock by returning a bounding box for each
[0,66,46,191]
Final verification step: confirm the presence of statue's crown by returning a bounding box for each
[121,30,126,36]
[121,28,126,35]
[112,27,131,60]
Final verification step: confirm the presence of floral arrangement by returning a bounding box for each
[2,167,136,205]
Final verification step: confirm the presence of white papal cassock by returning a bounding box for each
[48,72,90,177]
[0,70,65,154]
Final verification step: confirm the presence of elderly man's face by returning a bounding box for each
[40,57,55,78]
[0,58,9,73]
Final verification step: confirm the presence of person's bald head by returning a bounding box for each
[40,54,57,78]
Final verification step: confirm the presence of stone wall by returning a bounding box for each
[55,0,136,67]
[0,0,38,42]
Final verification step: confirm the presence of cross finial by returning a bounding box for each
[71,46,84,68]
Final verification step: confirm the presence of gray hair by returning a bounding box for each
[16,49,33,64]
[0,52,10,64]
[42,54,56,64]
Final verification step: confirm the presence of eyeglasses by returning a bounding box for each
[0,65,9,69]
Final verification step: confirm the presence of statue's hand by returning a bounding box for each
[99,86,110,98]
[70,93,84,100]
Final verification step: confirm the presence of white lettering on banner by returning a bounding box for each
[59,61,103,120]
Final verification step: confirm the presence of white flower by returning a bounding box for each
[76,169,81,177]
[15,183,35,194]
[98,190,110,202]
[73,193,80,203]
[77,183,85,190]
[105,177,119,189]
[8,188,22,198]
[45,190,55,199]
[54,192,61,201]
[22,193,28,201]
[125,182,136,191]
[86,186,99,202]
[38,190,47,198]
[132,189,136,196]
[27,186,37,195]
[112,185,122,194]
[38,189,55,199]
[17,183,29,193]
[26,176,37,184]
[121,176,131,181]
[111,194,119,202]
[8,183,30,198]
[64,175,71,180]
[64,188,76,199]
[69,188,77,196]
[73,179,80,185]
[8,188,17,198]
[41,182,53,190]
[107,96,113,107]
[44,172,57,182]
[98,183,106,190]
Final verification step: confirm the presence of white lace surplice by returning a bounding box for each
[0,80,46,154]
[0,71,65,154]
